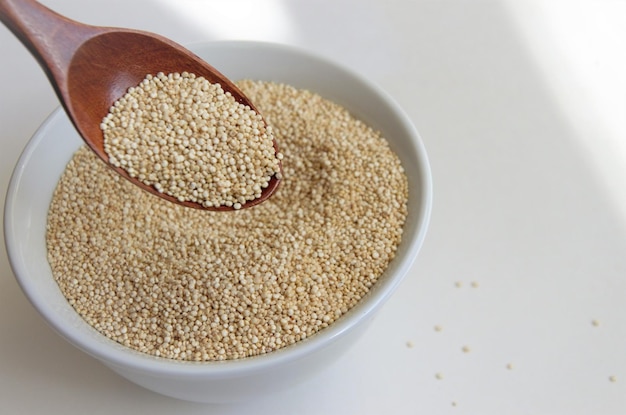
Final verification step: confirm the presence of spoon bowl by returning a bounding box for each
[0,0,281,210]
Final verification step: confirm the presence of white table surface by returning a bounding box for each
[2,0,625,413]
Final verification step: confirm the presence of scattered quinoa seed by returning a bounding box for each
[461,345,471,353]
[435,372,444,380]
[434,325,443,332]
[609,375,617,383]
[406,340,415,348]
[506,363,514,370]
[47,80,409,362]
[470,281,479,288]
[454,281,462,288]
[591,319,600,327]
[101,72,282,208]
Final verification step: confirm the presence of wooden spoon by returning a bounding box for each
[0,0,282,211]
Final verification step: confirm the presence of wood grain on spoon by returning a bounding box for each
[0,0,282,211]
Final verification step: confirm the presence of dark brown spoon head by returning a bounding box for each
[0,0,282,211]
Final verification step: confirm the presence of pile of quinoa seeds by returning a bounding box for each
[46,80,409,361]
[101,72,282,209]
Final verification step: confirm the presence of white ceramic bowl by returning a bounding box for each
[4,41,432,403]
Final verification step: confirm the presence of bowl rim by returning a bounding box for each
[4,40,432,377]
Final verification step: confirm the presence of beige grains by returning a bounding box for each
[101,72,282,209]
[47,80,409,361]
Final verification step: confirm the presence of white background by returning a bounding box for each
[1,0,625,413]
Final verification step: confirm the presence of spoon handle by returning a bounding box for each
[0,0,104,93]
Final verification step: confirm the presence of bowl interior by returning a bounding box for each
[4,41,432,375]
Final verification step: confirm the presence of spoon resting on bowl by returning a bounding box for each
[0,0,282,211]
